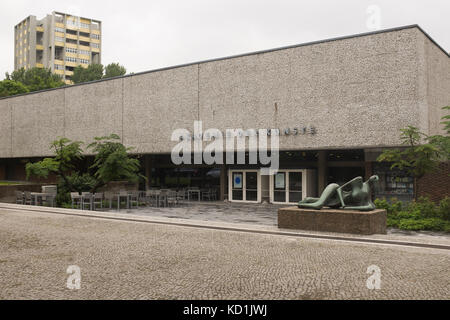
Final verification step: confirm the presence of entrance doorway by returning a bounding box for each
[228,170,260,203]
[270,169,316,204]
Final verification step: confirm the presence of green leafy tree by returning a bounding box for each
[72,64,104,84]
[26,134,144,204]
[103,63,126,79]
[428,106,450,160]
[6,67,64,92]
[0,79,29,97]
[377,106,450,200]
[26,138,84,204]
[87,134,144,192]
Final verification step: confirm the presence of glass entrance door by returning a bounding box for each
[229,170,260,202]
[271,170,304,204]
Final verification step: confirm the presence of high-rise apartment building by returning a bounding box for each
[14,11,101,84]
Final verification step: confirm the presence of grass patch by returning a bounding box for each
[0,181,22,186]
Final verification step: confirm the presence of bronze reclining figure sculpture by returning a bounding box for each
[298,175,379,211]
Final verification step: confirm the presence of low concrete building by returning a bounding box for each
[1,25,449,203]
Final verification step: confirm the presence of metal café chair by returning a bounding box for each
[158,189,168,207]
[128,191,139,209]
[93,193,104,210]
[201,188,213,201]
[117,190,129,210]
[167,190,178,207]
[43,194,56,207]
[81,192,93,210]
[70,192,82,209]
[15,191,24,204]
[104,192,116,209]
[24,191,34,205]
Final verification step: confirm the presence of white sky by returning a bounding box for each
[0,0,448,77]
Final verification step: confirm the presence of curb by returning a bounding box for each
[1,203,449,251]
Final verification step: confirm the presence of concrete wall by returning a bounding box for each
[423,35,450,135]
[0,26,448,158]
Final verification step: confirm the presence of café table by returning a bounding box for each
[30,192,46,206]
[187,189,201,202]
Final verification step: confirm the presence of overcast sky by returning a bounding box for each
[0,0,448,77]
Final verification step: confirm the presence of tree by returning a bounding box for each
[25,138,85,204]
[25,134,144,205]
[87,134,144,192]
[377,106,450,200]
[428,106,450,160]
[0,79,29,97]
[6,67,64,92]
[104,63,126,79]
[72,64,104,84]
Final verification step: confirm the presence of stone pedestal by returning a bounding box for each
[278,207,387,235]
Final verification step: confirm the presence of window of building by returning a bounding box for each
[65,56,77,63]
[66,28,77,35]
[65,47,77,54]
[91,43,99,48]
[79,58,89,64]
[55,27,65,33]
[91,34,100,40]
[79,41,90,47]
[55,36,65,43]
[54,64,64,70]
[79,49,90,56]
[79,32,90,38]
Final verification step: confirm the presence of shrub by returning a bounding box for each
[406,197,438,219]
[374,197,402,214]
[397,218,450,231]
[438,197,450,221]
[375,196,450,232]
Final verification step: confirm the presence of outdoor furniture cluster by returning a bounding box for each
[15,185,57,207]
[133,187,219,208]
[16,186,219,211]
[70,191,142,211]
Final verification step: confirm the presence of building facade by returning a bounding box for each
[14,11,102,84]
[2,25,449,203]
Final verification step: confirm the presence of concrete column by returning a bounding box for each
[144,155,152,190]
[219,165,226,201]
[317,151,328,194]
[365,161,373,180]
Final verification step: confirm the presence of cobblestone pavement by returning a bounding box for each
[109,201,450,239]
[116,201,283,226]
[0,208,449,300]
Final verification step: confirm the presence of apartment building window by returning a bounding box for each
[55,27,65,33]
[66,19,78,27]
[79,49,90,56]
[65,56,77,63]
[79,58,89,64]
[91,43,99,48]
[55,36,65,43]
[80,22,90,29]
[54,64,64,70]
[65,47,77,54]
[91,34,100,40]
